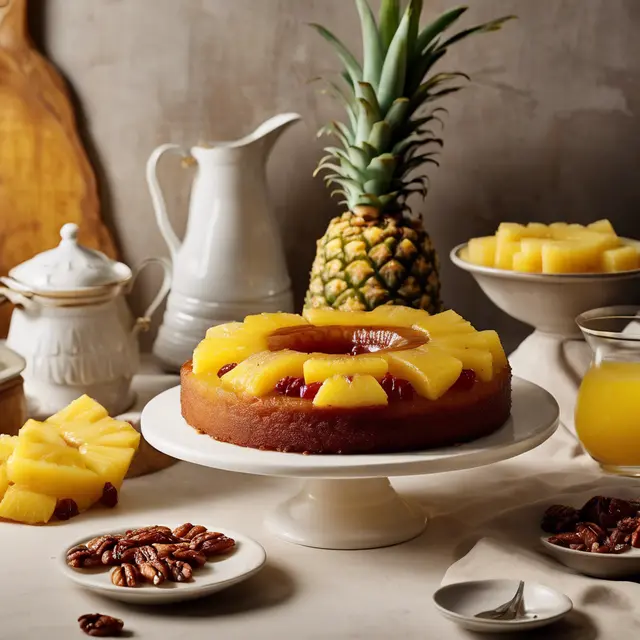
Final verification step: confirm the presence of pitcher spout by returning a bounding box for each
[245,112,302,158]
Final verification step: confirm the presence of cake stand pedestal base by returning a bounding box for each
[265,478,426,550]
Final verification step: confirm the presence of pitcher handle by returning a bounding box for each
[146,143,191,261]
[129,257,173,336]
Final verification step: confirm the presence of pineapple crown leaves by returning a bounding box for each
[310,1,515,216]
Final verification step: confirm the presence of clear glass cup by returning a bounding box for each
[575,305,640,477]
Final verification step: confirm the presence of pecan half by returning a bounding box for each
[166,559,193,582]
[138,559,170,585]
[631,527,640,548]
[171,548,206,568]
[112,539,140,562]
[126,529,177,545]
[617,517,640,533]
[111,563,139,588]
[173,523,207,540]
[569,543,587,551]
[189,531,236,556]
[78,613,124,637]
[101,550,120,567]
[576,522,606,548]
[153,542,188,559]
[87,535,122,556]
[66,545,102,568]
[126,525,173,538]
[132,545,159,565]
[547,532,583,547]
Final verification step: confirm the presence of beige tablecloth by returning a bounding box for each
[0,359,630,639]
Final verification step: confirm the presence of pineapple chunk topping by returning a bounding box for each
[221,350,310,397]
[195,309,508,403]
[463,219,639,274]
[384,347,463,400]
[303,355,388,384]
[313,375,388,408]
[0,396,140,525]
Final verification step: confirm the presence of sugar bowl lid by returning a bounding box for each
[8,223,132,294]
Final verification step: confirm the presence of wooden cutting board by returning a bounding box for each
[0,0,118,335]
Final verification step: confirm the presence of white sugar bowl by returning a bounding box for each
[0,224,171,418]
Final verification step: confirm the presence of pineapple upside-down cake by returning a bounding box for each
[180,308,512,454]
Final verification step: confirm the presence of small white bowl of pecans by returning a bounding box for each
[540,495,640,579]
[60,523,266,604]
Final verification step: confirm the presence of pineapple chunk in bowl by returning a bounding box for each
[450,222,640,337]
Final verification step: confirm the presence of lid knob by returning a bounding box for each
[60,223,79,243]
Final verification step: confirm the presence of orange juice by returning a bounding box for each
[575,361,640,467]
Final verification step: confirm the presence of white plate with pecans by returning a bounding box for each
[540,493,640,579]
[60,523,266,604]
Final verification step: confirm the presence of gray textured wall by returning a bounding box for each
[35,0,640,352]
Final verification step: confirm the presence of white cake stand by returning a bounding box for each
[141,378,558,550]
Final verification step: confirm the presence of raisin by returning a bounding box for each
[275,376,305,397]
[54,498,79,521]
[451,369,476,391]
[100,483,119,508]
[217,363,237,377]
[300,382,323,400]
[380,373,415,401]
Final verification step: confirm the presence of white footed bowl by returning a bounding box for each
[451,241,640,338]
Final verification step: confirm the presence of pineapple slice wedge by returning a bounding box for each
[432,346,493,382]
[0,485,57,525]
[384,346,463,400]
[46,395,108,425]
[467,236,497,267]
[242,313,309,334]
[0,435,17,462]
[61,417,141,449]
[368,305,431,327]
[588,219,616,235]
[429,330,508,371]
[415,310,475,336]
[205,322,245,339]
[313,374,388,408]
[601,246,640,272]
[192,333,267,375]
[7,440,104,498]
[80,444,136,489]
[304,355,388,384]
[221,350,310,396]
[494,240,520,270]
[304,308,385,327]
[0,465,9,500]
[19,420,68,447]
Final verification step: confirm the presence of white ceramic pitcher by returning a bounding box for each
[147,113,301,371]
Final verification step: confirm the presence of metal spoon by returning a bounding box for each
[474,581,525,620]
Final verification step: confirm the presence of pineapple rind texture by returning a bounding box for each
[305,212,441,313]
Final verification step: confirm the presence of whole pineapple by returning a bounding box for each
[305,1,513,313]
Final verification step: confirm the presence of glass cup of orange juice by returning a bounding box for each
[575,306,640,476]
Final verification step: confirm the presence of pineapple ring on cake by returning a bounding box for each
[180,309,512,454]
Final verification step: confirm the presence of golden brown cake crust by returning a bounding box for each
[180,362,512,454]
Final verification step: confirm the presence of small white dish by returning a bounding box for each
[450,239,640,337]
[59,524,266,604]
[433,579,573,634]
[540,532,640,579]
